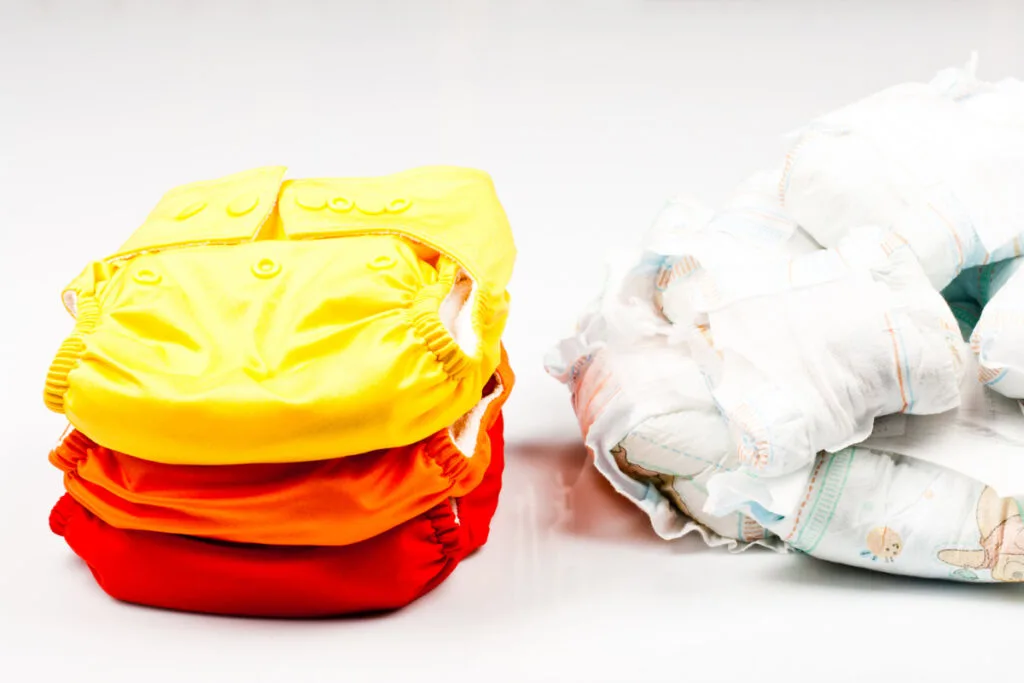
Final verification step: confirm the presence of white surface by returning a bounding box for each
[2,1,1024,681]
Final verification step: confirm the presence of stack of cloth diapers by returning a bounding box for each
[548,58,1024,582]
[44,166,516,616]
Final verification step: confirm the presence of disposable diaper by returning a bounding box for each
[779,56,1024,290]
[968,262,1024,398]
[550,160,1024,582]
[765,447,1024,582]
[658,227,966,516]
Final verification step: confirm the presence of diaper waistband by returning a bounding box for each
[79,165,515,309]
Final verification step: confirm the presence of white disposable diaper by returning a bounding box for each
[969,261,1024,398]
[766,447,1024,582]
[550,156,1024,582]
[861,352,1024,500]
[546,176,817,548]
[779,55,1024,290]
[545,242,780,549]
[657,226,966,516]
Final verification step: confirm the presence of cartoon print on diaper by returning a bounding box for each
[860,527,903,563]
[610,444,695,520]
[938,487,1024,582]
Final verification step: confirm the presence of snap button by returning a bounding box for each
[387,198,412,213]
[176,201,206,220]
[368,255,396,270]
[133,269,162,285]
[227,194,259,217]
[295,191,326,211]
[328,196,353,213]
[356,202,387,215]
[252,258,281,279]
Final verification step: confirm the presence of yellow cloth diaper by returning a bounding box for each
[44,166,515,465]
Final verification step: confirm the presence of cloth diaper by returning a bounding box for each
[44,166,515,465]
[48,416,505,617]
[49,356,511,546]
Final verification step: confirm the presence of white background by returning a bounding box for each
[3,1,1024,681]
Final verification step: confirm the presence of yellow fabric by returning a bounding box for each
[112,166,289,259]
[45,166,515,465]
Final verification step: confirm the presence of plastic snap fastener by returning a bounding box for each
[227,194,259,217]
[133,269,162,285]
[252,258,281,279]
[368,255,396,270]
[176,201,206,220]
[295,192,326,211]
[356,202,387,215]
[387,198,412,213]
[328,197,353,213]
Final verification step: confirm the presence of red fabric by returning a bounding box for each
[49,415,505,618]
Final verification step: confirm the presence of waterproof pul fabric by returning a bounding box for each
[49,417,505,617]
[44,166,516,465]
[50,355,512,546]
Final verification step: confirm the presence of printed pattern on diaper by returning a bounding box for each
[551,62,1024,582]
[938,487,1024,582]
[619,430,769,544]
[787,449,856,554]
[877,230,910,257]
[860,527,904,563]
[883,312,915,414]
[668,226,963,498]
[627,430,732,476]
[923,195,1024,279]
[714,385,807,477]
[977,364,1009,387]
[610,443,695,520]
[928,201,969,274]
[656,255,701,290]
[739,515,768,542]
[730,403,774,470]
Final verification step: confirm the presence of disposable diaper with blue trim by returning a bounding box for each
[659,225,966,518]
[548,59,1024,581]
[779,55,1024,291]
[548,175,1024,581]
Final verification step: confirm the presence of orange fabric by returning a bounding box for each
[47,413,505,617]
[51,354,513,547]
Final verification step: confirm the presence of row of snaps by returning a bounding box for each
[132,255,397,285]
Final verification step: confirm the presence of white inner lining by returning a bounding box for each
[63,291,78,317]
[448,371,504,458]
[438,270,479,358]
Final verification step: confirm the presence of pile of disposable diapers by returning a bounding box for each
[548,58,1024,582]
[44,165,515,616]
